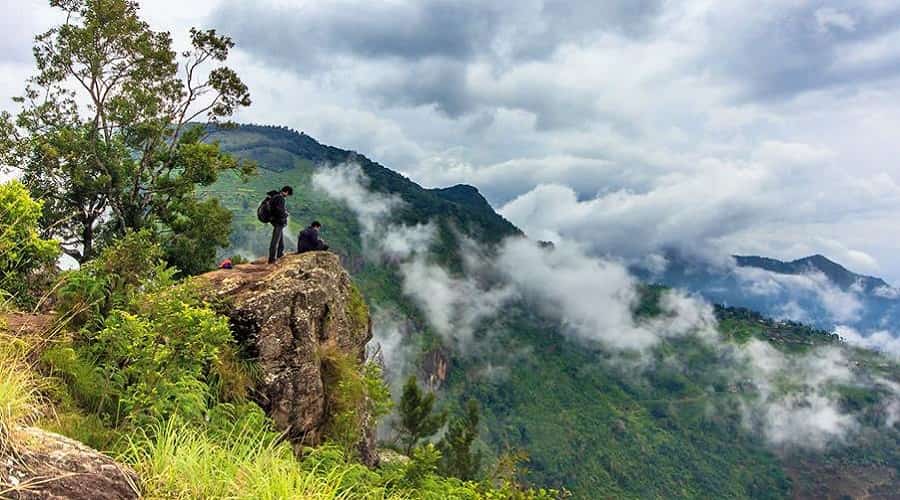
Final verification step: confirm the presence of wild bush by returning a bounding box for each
[320,345,392,459]
[126,415,388,500]
[40,345,113,416]
[86,283,233,426]
[56,230,170,328]
[0,180,59,306]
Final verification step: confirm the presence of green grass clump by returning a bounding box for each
[124,416,390,500]
[40,345,114,416]
[0,337,42,452]
[348,283,370,335]
[40,405,120,453]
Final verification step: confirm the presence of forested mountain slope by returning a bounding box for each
[207,124,900,499]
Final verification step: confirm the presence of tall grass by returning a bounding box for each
[124,417,403,500]
[0,337,42,453]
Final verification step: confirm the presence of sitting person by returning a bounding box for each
[297,221,329,253]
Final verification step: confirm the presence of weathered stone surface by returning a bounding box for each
[0,314,54,336]
[0,427,138,499]
[202,252,374,462]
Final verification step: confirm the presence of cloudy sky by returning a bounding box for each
[4,0,900,281]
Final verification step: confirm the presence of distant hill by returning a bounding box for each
[735,254,891,294]
[637,252,900,333]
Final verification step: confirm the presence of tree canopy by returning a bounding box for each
[0,0,253,272]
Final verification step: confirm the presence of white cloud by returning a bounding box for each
[837,325,900,358]
[315,163,718,355]
[369,307,418,391]
[737,340,859,448]
[319,165,889,449]
[733,267,863,324]
[815,7,857,33]
[311,163,401,240]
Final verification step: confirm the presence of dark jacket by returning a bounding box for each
[297,226,328,253]
[267,190,288,226]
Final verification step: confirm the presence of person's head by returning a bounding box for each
[281,185,294,196]
[311,221,322,230]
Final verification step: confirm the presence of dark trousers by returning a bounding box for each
[268,223,285,263]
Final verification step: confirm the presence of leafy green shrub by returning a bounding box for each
[0,180,59,306]
[55,268,109,329]
[55,231,169,327]
[320,345,392,458]
[399,443,444,490]
[51,231,247,428]
[56,230,170,328]
[162,196,236,277]
[85,283,233,426]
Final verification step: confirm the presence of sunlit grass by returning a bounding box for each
[124,417,402,500]
[0,339,42,453]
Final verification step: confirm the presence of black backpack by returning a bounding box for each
[257,194,273,223]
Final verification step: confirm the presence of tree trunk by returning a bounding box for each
[81,222,94,263]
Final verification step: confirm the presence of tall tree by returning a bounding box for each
[0,0,253,270]
[438,399,483,480]
[395,375,447,455]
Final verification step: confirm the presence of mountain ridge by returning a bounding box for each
[735,254,892,293]
[207,123,521,246]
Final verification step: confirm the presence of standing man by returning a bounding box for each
[297,221,329,253]
[267,185,293,264]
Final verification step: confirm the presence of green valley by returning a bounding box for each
[205,124,900,499]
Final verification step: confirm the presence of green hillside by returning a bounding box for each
[206,124,519,259]
[207,124,900,499]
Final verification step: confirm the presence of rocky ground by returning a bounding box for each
[0,427,138,499]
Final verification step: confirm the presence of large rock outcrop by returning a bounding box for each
[0,427,138,499]
[202,252,375,462]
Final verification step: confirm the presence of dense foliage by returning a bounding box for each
[8,227,553,498]
[0,180,59,306]
[48,232,247,427]
[320,345,393,460]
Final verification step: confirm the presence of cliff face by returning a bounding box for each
[202,252,375,461]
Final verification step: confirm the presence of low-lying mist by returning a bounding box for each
[313,162,900,450]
